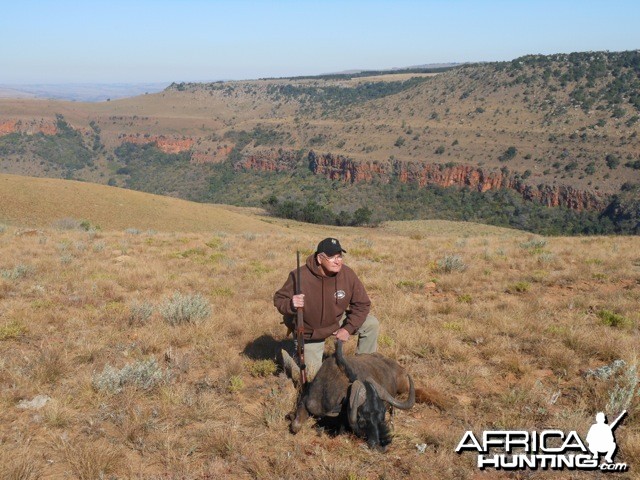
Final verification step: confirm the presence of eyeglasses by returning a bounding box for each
[321,253,343,263]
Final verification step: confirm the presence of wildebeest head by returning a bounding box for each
[346,367,415,451]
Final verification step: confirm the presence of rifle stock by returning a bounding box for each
[296,251,307,385]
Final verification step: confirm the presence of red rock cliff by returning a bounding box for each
[312,152,605,211]
[120,135,193,153]
[234,149,300,172]
[0,119,58,136]
[238,149,605,211]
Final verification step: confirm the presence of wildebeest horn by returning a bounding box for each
[366,375,415,410]
[348,379,367,430]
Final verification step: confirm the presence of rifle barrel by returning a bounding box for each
[295,250,307,384]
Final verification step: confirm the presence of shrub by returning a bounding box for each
[52,217,82,230]
[160,292,211,326]
[436,255,467,273]
[1,264,34,280]
[606,362,638,414]
[92,358,168,394]
[598,310,631,328]
[128,301,154,326]
[606,154,620,169]
[499,146,518,162]
[250,359,278,377]
[520,238,547,252]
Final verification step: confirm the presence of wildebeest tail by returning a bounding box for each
[414,386,454,410]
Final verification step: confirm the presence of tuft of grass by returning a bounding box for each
[443,321,463,332]
[457,293,473,303]
[250,359,278,377]
[159,292,211,326]
[54,437,123,480]
[227,375,244,394]
[378,333,394,347]
[598,309,632,328]
[436,254,467,273]
[396,279,425,292]
[0,321,28,340]
[506,281,531,293]
[34,347,67,384]
[212,286,234,297]
[92,358,169,394]
[250,260,272,276]
[0,453,42,480]
[206,237,222,249]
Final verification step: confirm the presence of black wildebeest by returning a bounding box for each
[289,340,420,450]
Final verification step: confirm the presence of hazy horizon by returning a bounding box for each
[2,0,639,85]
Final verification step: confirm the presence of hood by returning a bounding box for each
[305,253,325,278]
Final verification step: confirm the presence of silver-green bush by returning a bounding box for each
[92,358,168,394]
[160,292,211,326]
[129,301,154,325]
[1,264,34,280]
[437,254,467,273]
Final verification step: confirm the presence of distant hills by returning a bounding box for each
[0,50,638,234]
[0,83,168,102]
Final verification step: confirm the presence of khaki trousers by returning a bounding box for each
[296,314,379,379]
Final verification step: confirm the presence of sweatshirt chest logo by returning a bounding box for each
[335,290,346,300]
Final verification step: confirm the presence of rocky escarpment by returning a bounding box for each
[233,149,300,172]
[0,119,58,136]
[238,149,605,211]
[390,160,604,210]
[119,134,194,154]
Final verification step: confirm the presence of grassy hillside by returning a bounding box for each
[0,199,638,477]
[0,50,639,234]
[0,173,283,233]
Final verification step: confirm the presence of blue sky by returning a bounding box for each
[2,0,638,84]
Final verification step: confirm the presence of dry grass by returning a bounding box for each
[0,215,638,478]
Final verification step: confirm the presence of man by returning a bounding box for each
[274,237,379,378]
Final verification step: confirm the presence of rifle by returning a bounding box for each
[296,251,307,385]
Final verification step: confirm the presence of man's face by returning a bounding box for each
[318,252,344,275]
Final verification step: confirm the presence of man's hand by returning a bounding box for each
[333,327,350,342]
[292,294,305,309]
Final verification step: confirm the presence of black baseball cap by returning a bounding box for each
[316,237,347,256]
